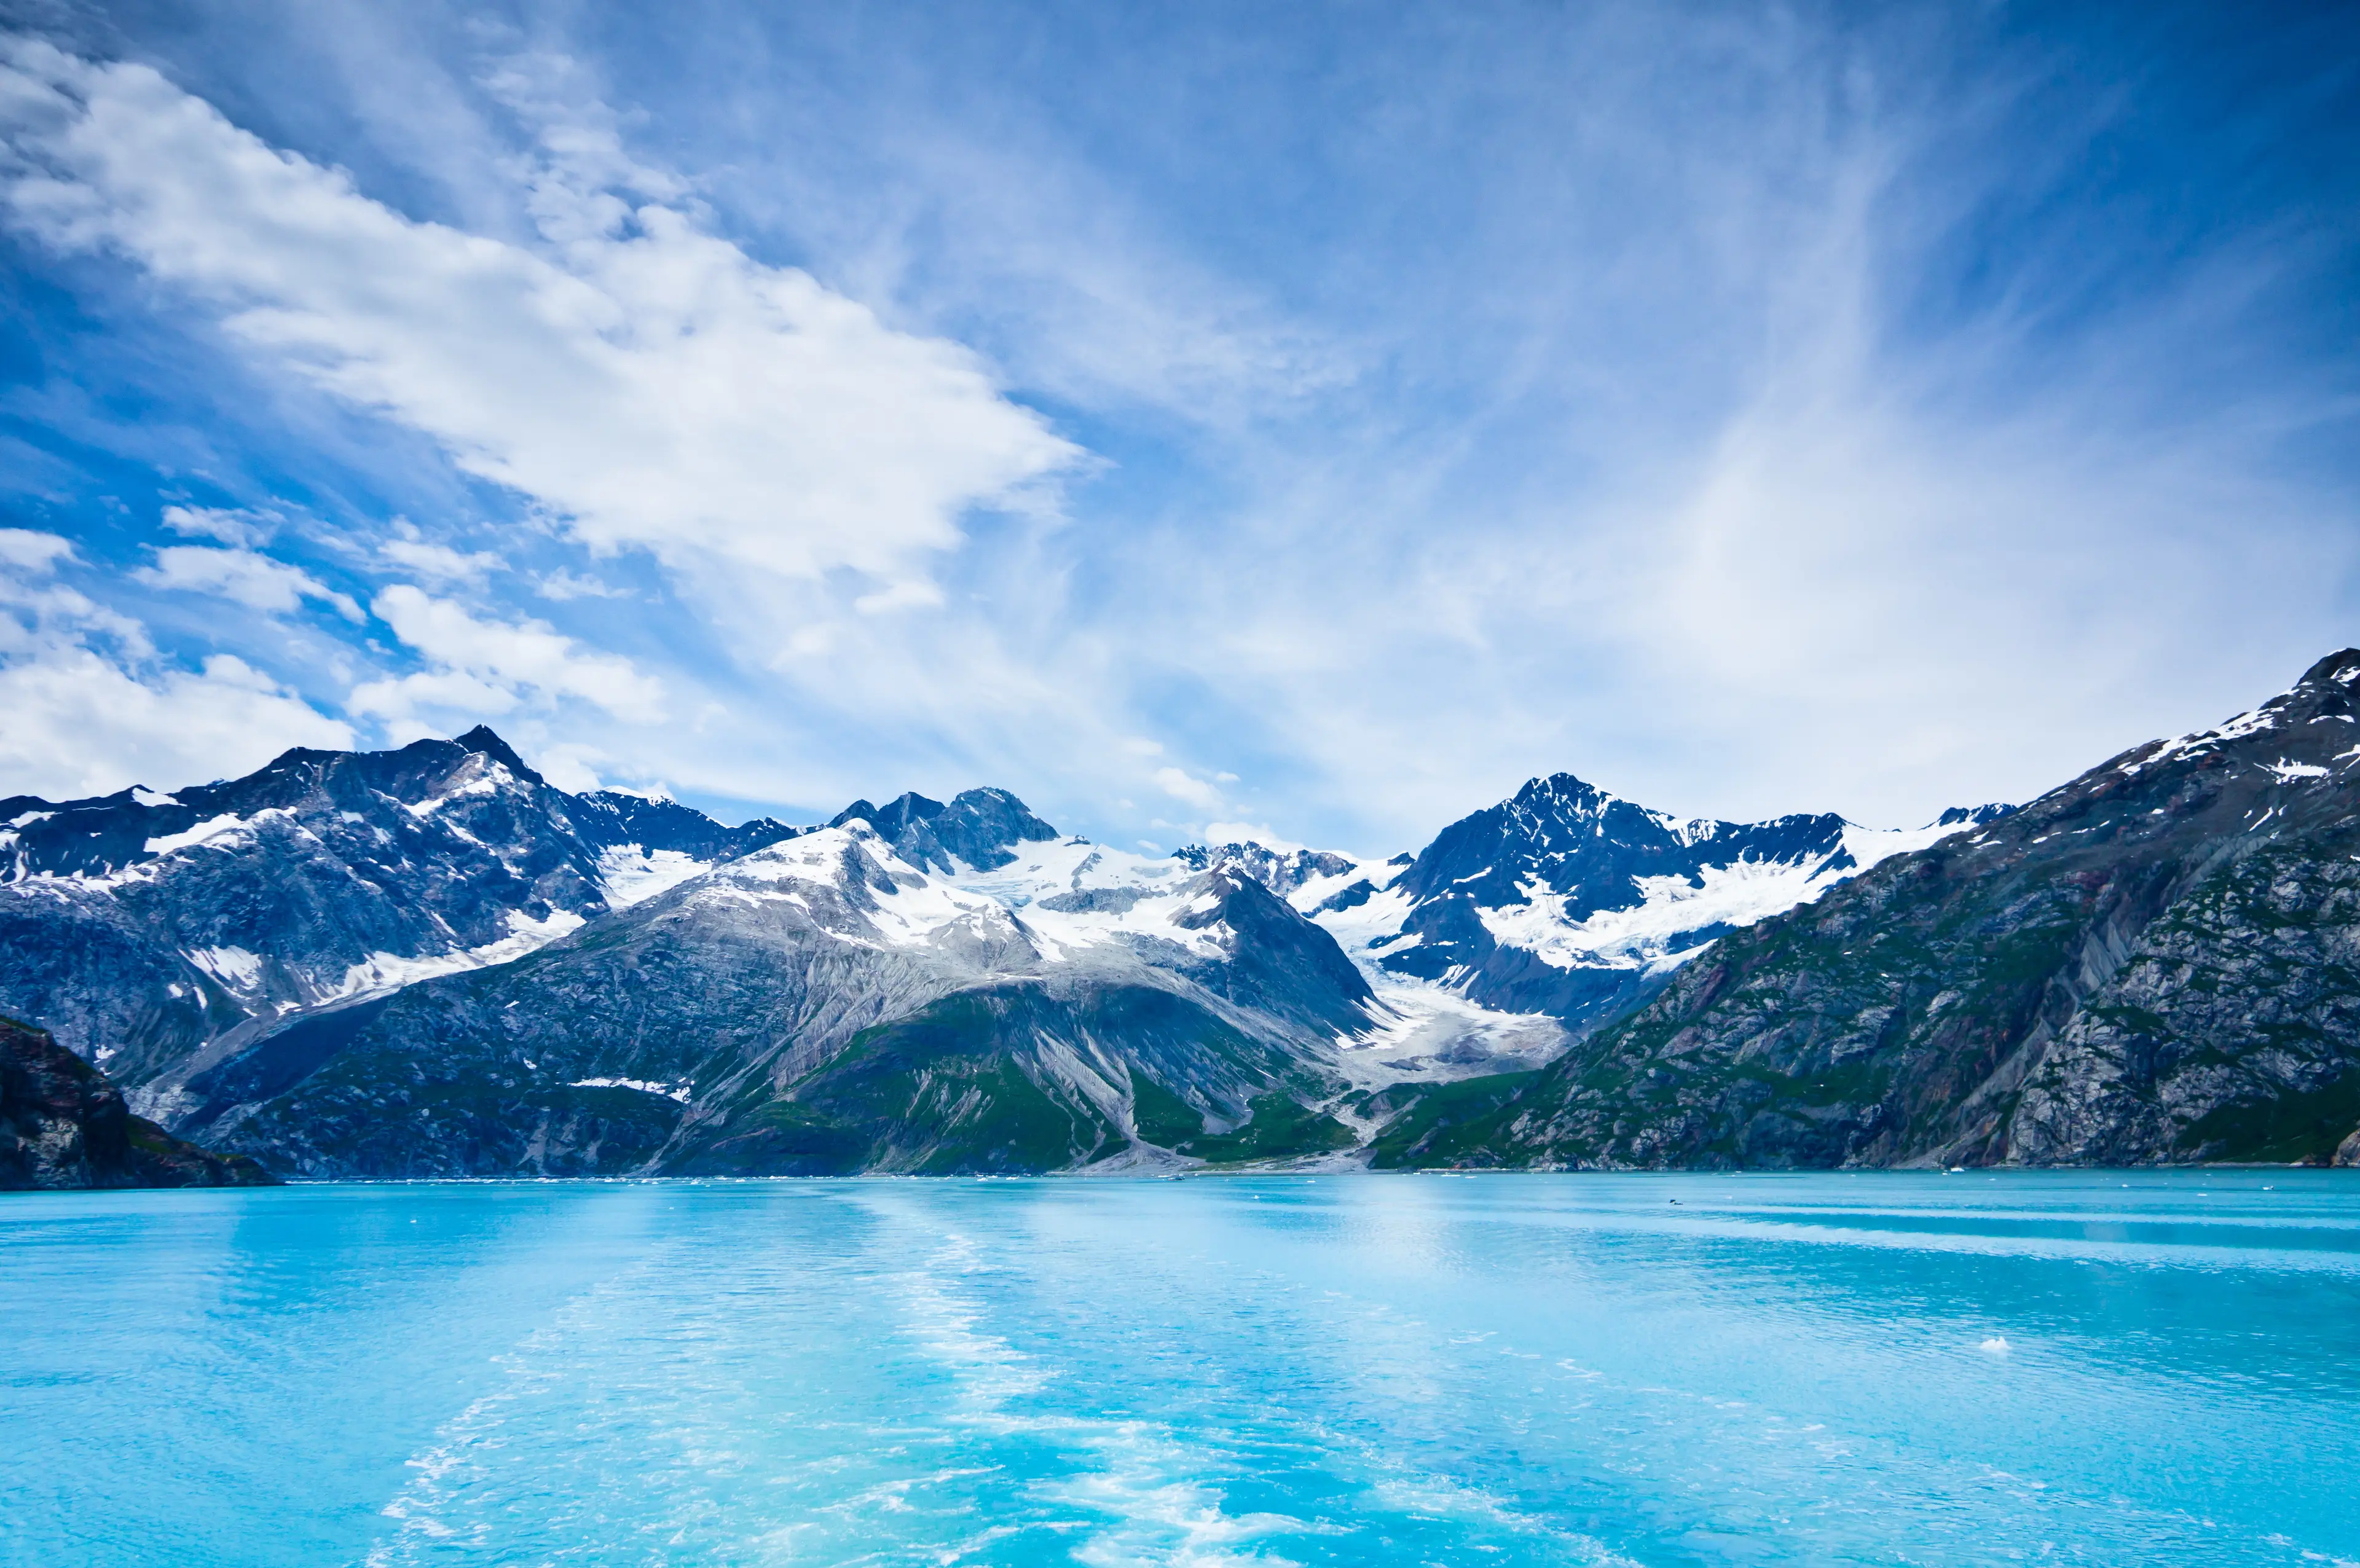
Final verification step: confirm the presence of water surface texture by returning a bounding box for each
[5,1172,2357,1566]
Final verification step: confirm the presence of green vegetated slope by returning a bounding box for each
[1379,651,2360,1170]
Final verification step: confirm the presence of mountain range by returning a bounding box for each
[4,652,2355,1178]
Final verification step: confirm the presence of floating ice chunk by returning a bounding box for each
[1980,1336,2010,1355]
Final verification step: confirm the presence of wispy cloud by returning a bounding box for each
[135,545,362,621]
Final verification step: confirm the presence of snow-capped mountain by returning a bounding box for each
[153,819,1386,1177]
[0,726,806,1086]
[0,723,2012,1178]
[15,648,2356,1178]
[1186,778,2013,1032]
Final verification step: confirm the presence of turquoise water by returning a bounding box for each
[4,1173,2357,1566]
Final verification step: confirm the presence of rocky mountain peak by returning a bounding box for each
[1173,841,1359,897]
[449,724,545,786]
[830,786,1058,874]
[2298,648,2360,689]
[1422,646,2360,1171]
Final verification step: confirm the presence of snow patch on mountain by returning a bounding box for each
[1332,976,1571,1081]
[186,944,263,990]
[597,844,712,907]
[952,836,1245,962]
[568,1076,691,1102]
[144,812,258,857]
[323,909,589,1003]
[1465,817,1972,974]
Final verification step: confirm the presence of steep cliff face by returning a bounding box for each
[1383,652,2360,1170]
[0,1016,273,1190]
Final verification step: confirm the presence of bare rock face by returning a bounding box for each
[0,1015,274,1190]
[1383,650,2360,1170]
[2335,1126,2360,1168]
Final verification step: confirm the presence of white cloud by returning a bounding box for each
[380,536,503,585]
[527,741,608,794]
[1152,765,1222,809]
[534,567,629,600]
[160,504,278,547]
[0,528,76,573]
[134,545,363,620]
[349,584,664,724]
[0,39,1080,588]
[0,542,352,798]
[0,649,355,800]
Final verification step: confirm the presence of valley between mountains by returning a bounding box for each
[6,653,2359,1183]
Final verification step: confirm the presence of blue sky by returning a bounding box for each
[0,0,2354,854]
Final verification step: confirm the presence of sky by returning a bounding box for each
[0,0,2354,855]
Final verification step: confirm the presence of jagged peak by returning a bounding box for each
[828,790,942,832]
[1512,771,1613,810]
[449,725,544,786]
[2298,648,2360,688]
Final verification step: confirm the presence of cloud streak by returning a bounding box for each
[135,545,361,620]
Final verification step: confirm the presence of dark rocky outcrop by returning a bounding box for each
[0,1016,275,1189]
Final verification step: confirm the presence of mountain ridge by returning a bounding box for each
[8,650,2356,1177]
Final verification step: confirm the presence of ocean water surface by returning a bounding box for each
[4,1171,2356,1566]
